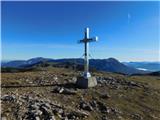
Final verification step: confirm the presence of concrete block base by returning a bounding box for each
[76,76,97,89]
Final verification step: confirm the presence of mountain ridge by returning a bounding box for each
[1,57,148,75]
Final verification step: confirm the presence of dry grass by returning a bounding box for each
[1,67,160,120]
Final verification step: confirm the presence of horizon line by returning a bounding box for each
[1,57,160,63]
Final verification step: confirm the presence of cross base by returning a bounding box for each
[76,76,97,89]
[83,72,91,78]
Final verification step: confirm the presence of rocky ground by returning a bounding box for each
[1,67,160,120]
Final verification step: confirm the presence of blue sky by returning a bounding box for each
[1,1,160,61]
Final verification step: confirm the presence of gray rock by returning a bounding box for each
[53,87,77,95]
[50,115,56,120]
[110,107,121,114]
[35,116,40,120]
[1,95,16,102]
[67,113,76,119]
[1,117,7,120]
[41,103,51,109]
[131,113,143,120]
[100,93,111,99]
[53,108,64,114]
[30,104,39,110]
[101,115,108,120]
[97,101,109,113]
[62,88,77,95]
[59,87,64,93]
[70,110,89,118]
[90,100,98,108]
[79,101,93,111]
[34,110,43,116]
[40,105,51,114]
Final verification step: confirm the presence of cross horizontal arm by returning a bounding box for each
[78,36,98,43]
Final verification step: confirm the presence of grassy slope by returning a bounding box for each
[1,67,160,120]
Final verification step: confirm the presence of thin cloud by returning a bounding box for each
[128,13,131,23]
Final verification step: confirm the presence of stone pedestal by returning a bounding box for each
[76,76,97,89]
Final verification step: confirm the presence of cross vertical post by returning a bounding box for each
[84,28,91,78]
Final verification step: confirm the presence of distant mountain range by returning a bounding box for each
[123,62,160,72]
[1,57,152,75]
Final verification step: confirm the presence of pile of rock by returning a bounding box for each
[79,99,121,115]
[1,94,89,120]
[23,99,56,120]
[96,76,144,89]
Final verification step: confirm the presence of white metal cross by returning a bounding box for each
[78,27,98,78]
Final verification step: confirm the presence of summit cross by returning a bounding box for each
[78,27,98,78]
